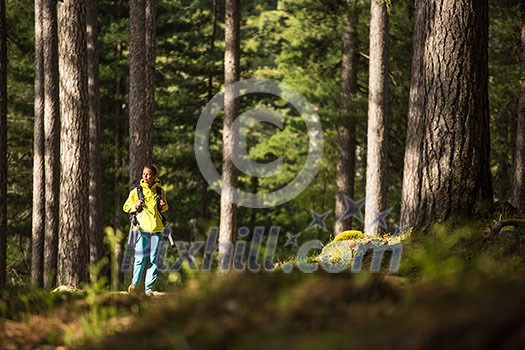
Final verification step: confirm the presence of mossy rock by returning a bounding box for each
[333,230,365,242]
[318,231,364,266]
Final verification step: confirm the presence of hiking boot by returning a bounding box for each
[128,284,137,294]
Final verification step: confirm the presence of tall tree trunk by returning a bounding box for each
[334,0,358,235]
[219,0,240,268]
[43,0,60,289]
[32,0,45,288]
[364,0,389,236]
[511,0,525,211]
[145,0,156,144]
[0,0,7,289]
[129,0,152,189]
[201,0,219,220]
[86,0,104,273]
[57,0,90,288]
[400,0,492,228]
[113,15,126,288]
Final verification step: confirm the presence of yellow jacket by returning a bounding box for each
[123,179,169,233]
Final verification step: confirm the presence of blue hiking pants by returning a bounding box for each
[132,232,162,292]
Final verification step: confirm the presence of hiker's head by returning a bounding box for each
[142,165,158,186]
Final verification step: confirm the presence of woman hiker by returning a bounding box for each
[123,164,169,296]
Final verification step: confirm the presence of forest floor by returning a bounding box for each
[2,216,525,349]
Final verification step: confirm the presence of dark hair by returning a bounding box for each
[143,164,158,176]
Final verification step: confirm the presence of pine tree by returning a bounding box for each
[401,0,493,227]
[32,0,45,287]
[0,0,7,289]
[364,0,389,236]
[57,0,90,287]
[219,0,240,268]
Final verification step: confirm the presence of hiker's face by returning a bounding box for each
[142,168,156,186]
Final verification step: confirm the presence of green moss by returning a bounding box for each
[333,230,365,242]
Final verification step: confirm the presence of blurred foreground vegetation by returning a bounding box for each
[2,216,525,349]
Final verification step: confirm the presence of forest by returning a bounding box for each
[1,0,525,348]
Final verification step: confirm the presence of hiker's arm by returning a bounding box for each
[123,189,140,213]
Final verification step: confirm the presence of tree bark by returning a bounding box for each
[0,0,7,289]
[400,0,492,227]
[201,0,219,220]
[334,0,358,235]
[219,0,240,268]
[86,0,104,273]
[32,0,45,288]
[57,0,90,287]
[42,0,60,289]
[145,0,156,145]
[129,0,152,189]
[364,0,389,236]
[511,0,525,211]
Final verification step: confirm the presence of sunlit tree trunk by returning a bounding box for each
[43,0,60,289]
[335,0,358,235]
[86,0,104,273]
[511,0,525,211]
[219,0,240,268]
[401,0,492,227]
[57,0,90,287]
[364,0,389,236]
[129,0,152,189]
[0,0,7,289]
[32,0,45,288]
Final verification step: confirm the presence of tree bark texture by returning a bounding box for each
[57,0,90,287]
[86,0,104,271]
[43,0,60,289]
[400,0,493,227]
[32,0,45,288]
[129,0,152,189]
[219,0,240,268]
[0,0,7,288]
[334,0,358,235]
[145,0,156,145]
[511,0,525,211]
[365,0,389,236]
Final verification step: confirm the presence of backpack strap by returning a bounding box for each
[156,186,167,227]
[129,186,145,228]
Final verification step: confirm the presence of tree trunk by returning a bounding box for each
[57,0,90,288]
[364,0,389,236]
[129,0,152,189]
[42,0,60,289]
[219,0,240,268]
[86,0,104,273]
[334,0,358,235]
[32,0,45,288]
[511,0,525,211]
[400,0,492,228]
[145,0,156,145]
[201,0,219,220]
[0,0,7,289]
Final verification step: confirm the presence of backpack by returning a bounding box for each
[129,185,167,228]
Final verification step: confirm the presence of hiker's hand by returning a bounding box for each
[135,200,143,210]
[160,199,166,207]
